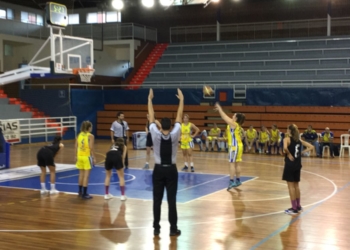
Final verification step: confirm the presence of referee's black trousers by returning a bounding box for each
[153,164,178,232]
[114,136,128,167]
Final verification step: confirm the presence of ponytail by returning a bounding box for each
[288,124,299,142]
[80,121,92,133]
[52,136,62,145]
[114,138,125,152]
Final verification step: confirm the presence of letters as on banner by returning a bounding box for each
[0,120,21,143]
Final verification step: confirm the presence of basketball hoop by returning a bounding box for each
[73,68,94,82]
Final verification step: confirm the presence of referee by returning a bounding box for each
[148,88,183,237]
[110,112,129,168]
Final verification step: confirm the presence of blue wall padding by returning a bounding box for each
[20,89,72,117]
[70,89,105,135]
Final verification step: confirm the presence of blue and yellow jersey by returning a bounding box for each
[246,129,257,141]
[77,132,91,157]
[181,123,192,143]
[259,131,269,143]
[227,123,243,147]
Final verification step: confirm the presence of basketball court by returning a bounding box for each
[0,1,350,250]
[0,140,348,249]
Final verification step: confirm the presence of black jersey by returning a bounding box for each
[44,143,60,156]
[285,137,302,165]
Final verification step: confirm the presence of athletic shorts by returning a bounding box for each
[181,140,194,150]
[146,132,153,147]
[105,151,123,170]
[282,161,302,182]
[37,148,55,167]
[207,136,218,141]
[228,144,243,163]
[76,156,93,170]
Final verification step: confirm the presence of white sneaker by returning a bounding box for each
[104,194,114,200]
[120,195,127,201]
[40,189,48,195]
[50,189,59,195]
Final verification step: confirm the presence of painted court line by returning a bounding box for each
[177,175,228,193]
[185,177,259,204]
[250,181,350,250]
[58,174,79,179]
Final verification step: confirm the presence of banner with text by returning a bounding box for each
[0,120,21,143]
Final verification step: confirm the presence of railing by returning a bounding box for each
[0,18,157,42]
[7,116,77,144]
[24,82,350,91]
[170,17,350,43]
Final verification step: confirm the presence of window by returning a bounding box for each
[37,15,43,26]
[87,11,121,24]
[0,9,6,19]
[7,8,13,20]
[68,14,79,25]
[21,11,43,25]
[28,13,36,24]
[4,44,13,56]
[87,12,97,24]
[106,11,118,22]
[21,11,28,23]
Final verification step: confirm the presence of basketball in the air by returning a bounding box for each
[203,85,214,96]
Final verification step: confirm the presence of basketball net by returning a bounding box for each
[73,68,95,82]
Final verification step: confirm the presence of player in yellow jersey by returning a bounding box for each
[256,126,270,154]
[214,103,246,190]
[245,125,257,153]
[75,121,96,199]
[270,125,281,155]
[181,114,200,172]
[205,123,221,152]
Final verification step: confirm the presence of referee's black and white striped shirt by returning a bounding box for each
[150,122,181,165]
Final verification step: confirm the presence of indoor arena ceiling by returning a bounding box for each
[2,0,204,9]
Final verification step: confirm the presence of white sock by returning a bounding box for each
[205,141,209,148]
[51,184,55,190]
[190,162,194,167]
[41,183,46,190]
[184,162,188,167]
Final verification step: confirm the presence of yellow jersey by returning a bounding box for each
[271,129,280,141]
[209,127,221,136]
[77,132,91,157]
[246,129,257,141]
[227,123,243,147]
[181,123,192,143]
[259,131,269,143]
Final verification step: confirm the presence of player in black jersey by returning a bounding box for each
[283,124,313,215]
[37,136,64,195]
[143,114,161,169]
[104,138,127,201]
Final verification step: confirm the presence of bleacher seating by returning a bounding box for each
[97,104,350,144]
[0,89,68,140]
[143,37,350,86]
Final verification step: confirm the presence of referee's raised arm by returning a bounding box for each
[175,88,184,124]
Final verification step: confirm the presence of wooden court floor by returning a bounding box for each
[0,140,349,250]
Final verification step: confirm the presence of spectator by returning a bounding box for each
[256,126,270,154]
[269,125,281,155]
[218,127,229,152]
[301,125,320,157]
[319,127,334,158]
[193,130,207,151]
[245,125,257,153]
[205,123,221,152]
